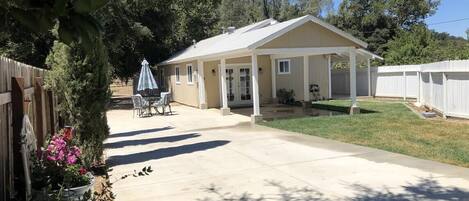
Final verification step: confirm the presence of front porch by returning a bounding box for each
[197,47,382,123]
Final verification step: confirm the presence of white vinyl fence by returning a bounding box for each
[331,60,469,119]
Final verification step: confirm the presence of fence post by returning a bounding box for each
[34,77,45,147]
[11,77,25,200]
[443,73,447,118]
[47,91,56,135]
[402,71,407,100]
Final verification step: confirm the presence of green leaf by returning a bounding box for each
[53,0,68,16]
[11,9,54,34]
[73,0,109,13]
[58,24,75,45]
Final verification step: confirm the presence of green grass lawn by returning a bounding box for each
[261,100,469,167]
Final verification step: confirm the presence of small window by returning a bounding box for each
[278,59,290,74]
[175,66,180,83]
[187,64,193,84]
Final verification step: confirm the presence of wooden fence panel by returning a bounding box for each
[0,56,56,200]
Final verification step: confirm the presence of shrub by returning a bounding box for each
[277,89,295,105]
[46,39,111,166]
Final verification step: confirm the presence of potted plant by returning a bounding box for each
[32,127,94,201]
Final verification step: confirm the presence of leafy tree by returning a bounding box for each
[46,39,111,166]
[297,0,333,17]
[385,25,437,65]
[0,13,54,67]
[328,0,440,57]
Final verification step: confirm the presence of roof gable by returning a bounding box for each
[160,15,368,65]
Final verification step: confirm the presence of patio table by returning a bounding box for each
[143,96,160,116]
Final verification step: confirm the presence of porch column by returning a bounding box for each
[271,56,277,103]
[328,55,332,99]
[303,55,310,106]
[220,58,230,115]
[367,58,371,97]
[251,53,262,123]
[349,47,359,114]
[197,60,207,109]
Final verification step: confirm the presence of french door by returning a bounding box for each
[225,66,252,106]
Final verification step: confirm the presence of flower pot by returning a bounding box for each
[62,173,95,201]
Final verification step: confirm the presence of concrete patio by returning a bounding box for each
[105,105,469,201]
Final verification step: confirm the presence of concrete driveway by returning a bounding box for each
[105,105,469,201]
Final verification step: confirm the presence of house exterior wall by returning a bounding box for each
[204,60,221,108]
[275,57,305,101]
[273,55,330,101]
[259,21,360,49]
[164,60,199,107]
[309,55,329,99]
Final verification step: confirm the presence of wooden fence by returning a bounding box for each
[0,56,58,201]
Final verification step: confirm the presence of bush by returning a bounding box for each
[277,89,295,105]
[46,39,111,167]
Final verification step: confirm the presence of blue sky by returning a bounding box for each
[330,0,469,38]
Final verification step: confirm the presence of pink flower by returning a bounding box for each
[66,154,77,165]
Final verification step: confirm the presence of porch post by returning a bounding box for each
[349,47,359,114]
[303,55,310,106]
[251,53,262,123]
[220,58,230,115]
[328,55,332,99]
[367,58,371,97]
[271,56,277,103]
[197,60,207,109]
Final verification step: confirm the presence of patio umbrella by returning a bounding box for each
[137,59,158,92]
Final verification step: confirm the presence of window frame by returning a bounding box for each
[186,64,194,84]
[175,66,181,84]
[277,59,291,75]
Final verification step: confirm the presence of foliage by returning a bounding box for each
[0,12,54,68]
[277,88,295,105]
[0,0,109,52]
[385,25,469,65]
[385,25,437,65]
[328,0,440,57]
[32,128,90,194]
[46,39,111,166]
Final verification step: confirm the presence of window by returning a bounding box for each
[278,59,290,74]
[186,64,193,84]
[175,66,180,83]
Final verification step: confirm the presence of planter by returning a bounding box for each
[62,173,95,201]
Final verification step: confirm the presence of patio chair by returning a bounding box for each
[131,94,149,118]
[153,92,172,115]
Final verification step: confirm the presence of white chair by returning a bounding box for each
[131,94,149,118]
[153,92,172,115]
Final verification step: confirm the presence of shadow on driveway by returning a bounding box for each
[107,140,230,166]
[105,133,201,149]
[109,126,174,138]
[198,177,469,201]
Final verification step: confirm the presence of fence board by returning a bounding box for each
[0,56,55,200]
[331,60,469,119]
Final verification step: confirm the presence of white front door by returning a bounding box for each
[225,66,253,106]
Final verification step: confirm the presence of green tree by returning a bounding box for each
[297,0,333,17]
[385,25,437,65]
[328,0,440,56]
[46,39,111,166]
